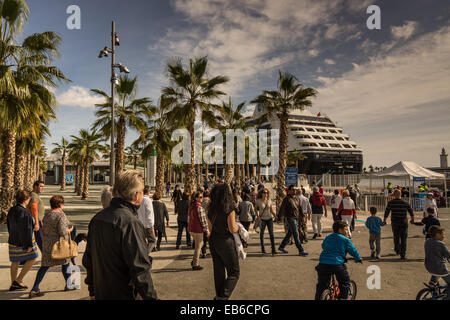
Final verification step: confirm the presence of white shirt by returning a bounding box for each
[423,198,438,218]
[137,195,154,229]
[298,195,312,215]
[331,194,343,209]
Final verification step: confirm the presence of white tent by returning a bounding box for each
[376,161,447,206]
[376,161,444,179]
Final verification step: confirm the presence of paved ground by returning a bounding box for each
[0,184,449,300]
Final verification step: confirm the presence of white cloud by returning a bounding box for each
[151,0,362,97]
[56,86,105,109]
[391,21,418,40]
[315,25,450,166]
[324,58,336,65]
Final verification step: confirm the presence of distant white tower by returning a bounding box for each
[440,148,448,169]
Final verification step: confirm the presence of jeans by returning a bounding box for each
[191,232,204,267]
[331,208,340,222]
[156,230,164,249]
[209,236,240,299]
[176,220,191,246]
[279,218,304,252]
[34,220,43,251]
[315,263,350,300]
[369,233,381,255]
[31,264,70,292]
[392,223,408,255]
[260,219,276,251]
[312,214,323,234]
[70,226,77,265]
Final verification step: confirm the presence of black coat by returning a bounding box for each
[176,199,189,222]
[82,197,157,300]
[7,205,34,250]
[152,200,169,233]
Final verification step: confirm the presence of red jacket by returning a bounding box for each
[188,202,204,234]
[337,197,356,216]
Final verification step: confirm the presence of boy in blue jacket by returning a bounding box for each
[315,220,362,300]
[365,207,386,259]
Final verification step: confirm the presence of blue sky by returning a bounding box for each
[23,0,450,168]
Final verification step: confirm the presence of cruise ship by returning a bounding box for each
[250,103,363,175]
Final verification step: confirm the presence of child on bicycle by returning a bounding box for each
[425,225,450,298]
[421,207,441,239]
[365,207,386,259]
[315,220,362,300]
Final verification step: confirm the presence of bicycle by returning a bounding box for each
[320,258,361,300]
[416,281,449,300]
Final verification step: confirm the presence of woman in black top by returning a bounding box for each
[176,192,191,249]
[7,190,39,291]
[207,183,239,300]
[152,192,169,251]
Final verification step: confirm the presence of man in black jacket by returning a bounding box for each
[383,189,415,260]
[82,170,157,300]
[277,185,308,256]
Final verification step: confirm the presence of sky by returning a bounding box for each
[21,0,450,169]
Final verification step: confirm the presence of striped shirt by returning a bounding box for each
[384,199,414,224]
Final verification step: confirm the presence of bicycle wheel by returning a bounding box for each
[347,281,358,300]
[320,289,334,300]
[416,288,434,300]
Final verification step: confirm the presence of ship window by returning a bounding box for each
[306,128,315,132]
[329,130,337,133]
[343,144,352,148]
[345,137,350,141]
[313,135,321,139]
[319,143,328,147]
[336,137,344,141]
[323,136,335,140]
[330,144,341,148]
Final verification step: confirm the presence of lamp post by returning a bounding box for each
[98,21,130,187]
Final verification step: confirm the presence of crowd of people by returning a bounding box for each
[4,173,449,300]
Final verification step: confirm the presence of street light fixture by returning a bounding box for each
[97,21,130,187]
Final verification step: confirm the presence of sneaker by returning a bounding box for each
[29,291,44,299]
[192,265,204,271]
[312,233,318,240]
[375,255,380,260]
[175,245,180,249]
[278,247,289,254]
[271,250,277,256]
[261,247,266,254]
[370,251,375,258]
[64,285,79,291]
[400,255,406,261]
[299,251,309,257]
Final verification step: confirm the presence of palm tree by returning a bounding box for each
[91,75,154,182]
[287,150,307,170]
[0,2,69,214]
[252,71,318,209]
[69,130,105,200]
[51,137,69,190]
[163,56,229,193]
[135,95,175,196]
[216,98,251,184]
[125,145,141,169]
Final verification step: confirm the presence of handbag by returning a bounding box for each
[51,230,78,260]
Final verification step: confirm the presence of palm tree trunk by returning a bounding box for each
[1,131,17,217]
[82,160,90,200]
[78,158,85,196]
[133,155,137,170]
[184,122,196,193]
[14,140,26,191]
[75,164,81,194]
[275,112,289,210]
[225,164,233,184]
[155,155,166,196]
[214,163,218,181]
[24,153,32,190]
[115,117,126,181]
[61,151,66,191]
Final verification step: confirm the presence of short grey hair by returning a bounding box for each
[113,170,144,202]
[101,186,113,209]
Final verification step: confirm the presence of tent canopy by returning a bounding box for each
[376,161,445,180]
